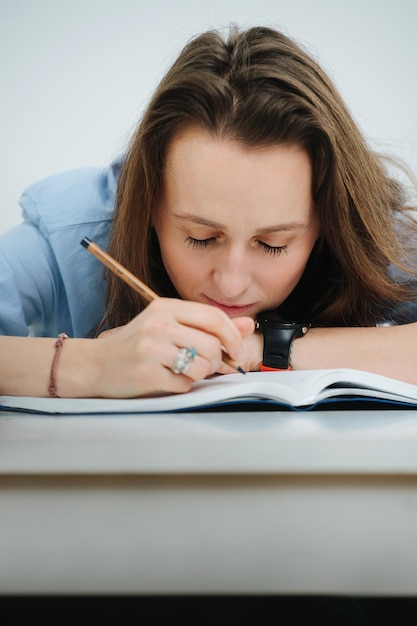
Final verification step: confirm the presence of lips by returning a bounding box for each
[203,295,255,316]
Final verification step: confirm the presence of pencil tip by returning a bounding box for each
[237,366,246,375]
[80,236,92,249]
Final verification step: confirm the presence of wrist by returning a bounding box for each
[256,317,310,371]
[54,338,100,398]
[248,330,264,371]
[286,329,308,370]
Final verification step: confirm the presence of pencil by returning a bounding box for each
[81,236,245,374]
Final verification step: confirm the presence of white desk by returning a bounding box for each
[1,408,417,595]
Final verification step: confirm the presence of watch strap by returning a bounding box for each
[258,320,310,370]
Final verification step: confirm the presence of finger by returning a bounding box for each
[165,343,215,382]
[166,320,236,374]
[154,298,250,359]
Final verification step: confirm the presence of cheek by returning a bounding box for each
[160,243,207,296]
[263,245,314,295]
[289,244,314,283]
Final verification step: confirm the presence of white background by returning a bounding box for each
[1,0,416,234]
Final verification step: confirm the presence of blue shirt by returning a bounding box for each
[0,158,121,337]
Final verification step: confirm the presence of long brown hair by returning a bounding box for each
[101,24,417,332]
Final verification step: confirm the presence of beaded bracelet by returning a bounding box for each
[48,333,68,397]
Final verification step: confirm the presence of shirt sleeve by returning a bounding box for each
[0,221,72,337]
[0,160,119,338]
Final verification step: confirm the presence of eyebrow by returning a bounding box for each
[171,212,309,233]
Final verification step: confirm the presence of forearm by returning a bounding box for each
[292,322,417,385]
[0,336,95,397]
[0,300,254,398]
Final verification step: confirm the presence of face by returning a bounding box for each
[153,126,319,319]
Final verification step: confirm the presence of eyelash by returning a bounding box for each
[186,236,217,249]
[260,242,288,256]
[185,237,288,256]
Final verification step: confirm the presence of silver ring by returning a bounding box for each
[172,347,198,375]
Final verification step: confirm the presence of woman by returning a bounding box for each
[1,24,417,398]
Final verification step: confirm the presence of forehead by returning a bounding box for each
[165,126,310,172]
[162,127,314,226]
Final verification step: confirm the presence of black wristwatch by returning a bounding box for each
[256,318,311,370]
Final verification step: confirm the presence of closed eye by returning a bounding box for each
[259,242,288,256]
[185,236,288,256]
[185,236,217,249]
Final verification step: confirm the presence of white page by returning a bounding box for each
[2,369,417,414]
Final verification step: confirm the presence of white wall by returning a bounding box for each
[1,0,416,234]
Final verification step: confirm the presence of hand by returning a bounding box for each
[88,298,255,397]
[216,322,263,374]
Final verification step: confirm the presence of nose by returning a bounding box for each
[213,246,252,299]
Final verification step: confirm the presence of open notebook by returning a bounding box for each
[2,369,417,414]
